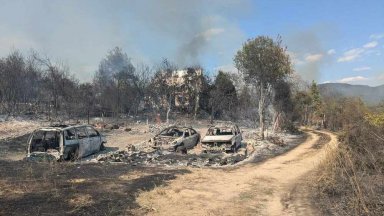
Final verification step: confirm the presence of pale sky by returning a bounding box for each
[0,0,383,86]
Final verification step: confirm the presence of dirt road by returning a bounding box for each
[137,130,337,215]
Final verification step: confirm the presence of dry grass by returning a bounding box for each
[69,194,95,208]
[0,120,40,140]
[312,123,384,216]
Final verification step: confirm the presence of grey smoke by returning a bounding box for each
[0,0,252,81]
[285,25,337,81]
[127,0,251,66]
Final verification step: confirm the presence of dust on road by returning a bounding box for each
[136,130,337,216]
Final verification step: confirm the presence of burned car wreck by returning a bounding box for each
[201,124,242,153]
[27,125,106,161]
[148,126,200,153]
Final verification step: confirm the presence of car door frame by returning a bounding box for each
[182,129,194,149]
[75,126,91,158]
[234,125,242,147]
[86,126,102,153]
[63,127,80,159]
[188,128,199,148]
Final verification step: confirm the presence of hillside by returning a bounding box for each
[319,83,384,105]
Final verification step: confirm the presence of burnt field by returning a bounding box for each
[0,120,306,215]
[0,160,190,215]
[0,133,30,160]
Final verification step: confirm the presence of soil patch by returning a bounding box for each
[0,160,190,216]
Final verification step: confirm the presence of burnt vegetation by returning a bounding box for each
[310,99,384,216]
[0,40,297,133]
[0,160,190,215]
[1,34,383,216]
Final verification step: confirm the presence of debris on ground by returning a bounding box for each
[84,126,304,168]
[0,117,305,169]
[94,148,248,167]
[25,151,60,162]
[267,136,285,146]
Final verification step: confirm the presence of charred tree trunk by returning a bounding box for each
[273,112,281,133]
[259,82,265,140]
[194,93,200,120]
[166,95,172,124]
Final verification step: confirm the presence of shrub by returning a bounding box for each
[314,117,384,216]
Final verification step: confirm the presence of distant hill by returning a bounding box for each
[318,83,384,105]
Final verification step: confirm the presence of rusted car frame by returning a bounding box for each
[27,125,106,161]
[201,124,242,153]
[149,126,200,153]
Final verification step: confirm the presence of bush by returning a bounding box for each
[314,118,384,216]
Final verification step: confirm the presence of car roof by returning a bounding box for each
[209,124,237,129]
[37,124,93,131]
[165,126,195,130]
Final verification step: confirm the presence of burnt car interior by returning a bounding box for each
[64,128,77,140]
[160,128,184,137]
[30,130,60,152]
[207,127,234,136]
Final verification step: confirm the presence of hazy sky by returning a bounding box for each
[0,0,383,86]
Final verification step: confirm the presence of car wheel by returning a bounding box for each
[69,147,79,161]
[232,145,237,153]
[100,142,106,151]
[176,145,187,154]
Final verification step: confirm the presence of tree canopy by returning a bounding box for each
[234,36,293,139]
[234,36,292,88]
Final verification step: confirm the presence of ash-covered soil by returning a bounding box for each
[0,119,306,168]
[0,119,309,215]
[0,160,190,216]
[84,125,305,168]
[93,148,248,167]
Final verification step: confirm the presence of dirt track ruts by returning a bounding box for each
[136,129,337,216]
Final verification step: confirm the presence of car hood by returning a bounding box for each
[202,135,234,142]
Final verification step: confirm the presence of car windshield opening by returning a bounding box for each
[160,128,184,137]
[30,130,60,152]
[207,128,234,136]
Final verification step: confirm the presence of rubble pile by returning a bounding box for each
[92,128,302,168]
[94,148,248,167]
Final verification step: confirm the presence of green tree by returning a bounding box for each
[209,71,238,122]
[272,80,294,132]
[234,36,292,139]
[309,80,324,126]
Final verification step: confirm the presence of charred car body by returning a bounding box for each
[27,125,106,161]
[201,124,242,153]
[149,126,200,153]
